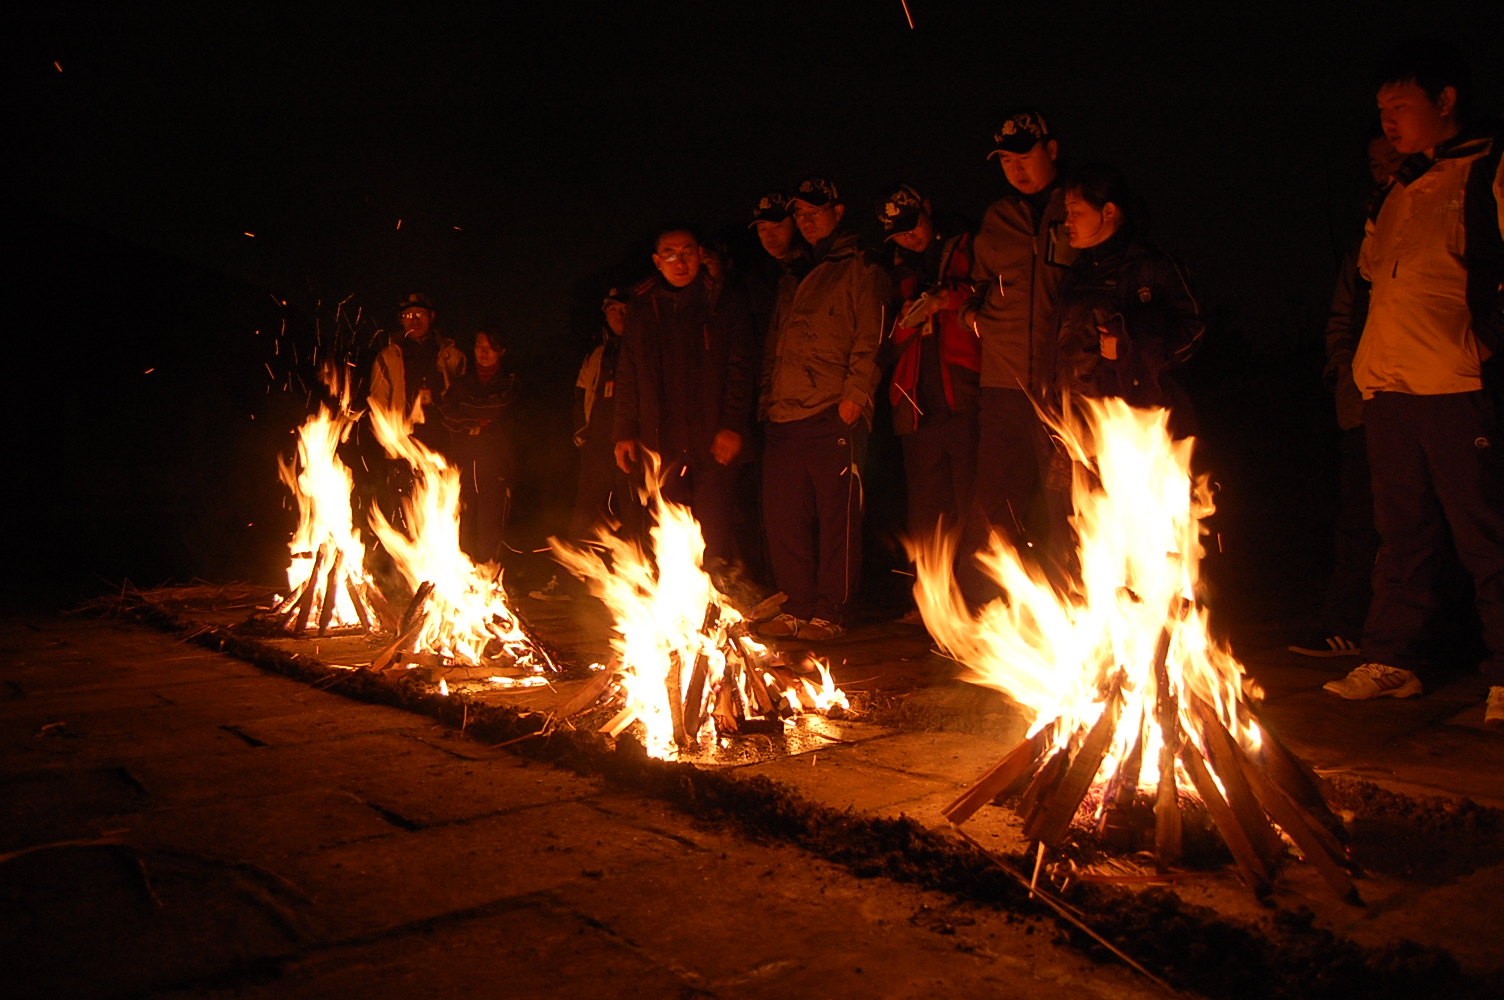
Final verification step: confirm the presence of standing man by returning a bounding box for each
[744,190,809,344]
[1289,130,1406,657]
[1322,41,1504,731]
[959,110,1077,598]
[879,184,981,582]
[759,178,890,641]
[369,292,467,453]
[571,288,634,540]
[613,226,755,569]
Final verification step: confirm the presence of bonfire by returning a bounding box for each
[915,398,1357,902]
[551,451,848,758]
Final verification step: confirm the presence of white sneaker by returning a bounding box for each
[1486,686,1504,728]
[1322,663,1423,700]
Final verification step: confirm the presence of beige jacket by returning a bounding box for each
[1354,137,1504,399]
[368,335,467,415]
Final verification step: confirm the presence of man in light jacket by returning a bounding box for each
[759,178,889,641]
[1322,41,1504,732]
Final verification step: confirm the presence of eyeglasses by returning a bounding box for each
[791,204,832,223]
[656,246,701,263]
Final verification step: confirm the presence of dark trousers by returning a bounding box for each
[1363,390,1504,681]
[763,405,866,624]
[960,387,1050,603]
[571,438,636,541]
[902,409,978,543]
[660,452,740,568]
[1321,426,1379,637]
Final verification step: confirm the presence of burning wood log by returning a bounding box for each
[346,571,373,632]
[362,582,399,632]
[1178,736,1271,897]
[399,581,436,636]
[1032,677,1124,848]
[665,650,688,748]
[292,543,327,634]
[1152,625,1183,868]
[1190,695,1285,869]
[316,548,345,637]
[942,728,1051,826]
[746,591,787,622]
[556,659,618,719]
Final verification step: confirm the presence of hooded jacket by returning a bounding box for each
[886,231,981,435]
[613,271,755,460]
[368,332,466,417]
[965,185,1078,393]
[763,229,889,424]
[1353,127,1504,399]
[1050,226,1203,409]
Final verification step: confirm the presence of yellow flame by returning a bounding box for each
[913,397,1255,792]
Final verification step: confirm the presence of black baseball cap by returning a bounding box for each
[878,184,926,239]
[790,177,840,207]
[988,109,1052,158]
[601,287,629,309]
[399,292,435,314]
[749,190,792,226]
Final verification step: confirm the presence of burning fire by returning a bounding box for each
[914,397,1251,799]
[551,451,848,757]
[363,397,552,673]
[267,390,380,635]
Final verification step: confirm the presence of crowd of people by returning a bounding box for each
[365,40,1504,726]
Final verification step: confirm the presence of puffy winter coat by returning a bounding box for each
[763,230,889,423]
[887,232,981,435]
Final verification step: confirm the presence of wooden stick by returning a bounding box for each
[601,705,637,737]
[291,543,327,634]
[1019,745,1073,840]
[1248,707,1347,846]
[316,548,345,637]
[399,581,436,635]
[747,591,787,622]
[666,650,688,748]
[1179,738,1271,897]
[1235,748,1363,905]
[683,649,711,741]
[942,729,1049,826]
[346,571,373,632]
[556,660,618,718]
[735,637,776,715]
[1034,680,1124,847]
[362,582,400,631]
[1152,623,1182,868]
[270,580,305,616]
[370,615,427,672]
[1191,696,1284,867]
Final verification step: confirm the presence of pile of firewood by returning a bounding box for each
[261,540,393,637]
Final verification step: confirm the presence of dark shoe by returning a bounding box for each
[1288,634,1362,658]
[1486,686,1504,728]
[757,613,803,639]
[796,618,845,641]
[894,608,925,626]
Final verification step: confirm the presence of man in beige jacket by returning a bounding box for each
[1323,42,1504,730]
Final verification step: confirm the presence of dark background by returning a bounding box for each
[8,1,1502,627]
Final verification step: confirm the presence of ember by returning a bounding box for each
[916,398,1357,901]
[551,451,849,758]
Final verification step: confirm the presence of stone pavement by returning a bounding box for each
[1,614,1156,1000]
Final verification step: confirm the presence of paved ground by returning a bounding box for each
[1,614,1158,1000]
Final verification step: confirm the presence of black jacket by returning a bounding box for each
[614,271,756,461]
[1051,227,1203,409]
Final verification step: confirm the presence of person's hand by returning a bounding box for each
[838,399,862,425]
[614,440,638,473]
[711,429,742,465]
[1099,330,1119,360]
[1098,314,1127,361]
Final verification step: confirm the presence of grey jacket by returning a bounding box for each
[965,187,1077,392]
[762,230,889,424]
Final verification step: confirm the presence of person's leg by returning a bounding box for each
[1321,425,1379,638]
[688,457,741,567]
[1362,393,1451,675]
[571,440,616,540]
[902,423,953,545]
[959,388,1043,604]
[1419,391,1504,684]
[762,421,818,621]
[810,410,867,625]
[945,409,980,529]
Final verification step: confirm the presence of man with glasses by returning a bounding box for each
[369,292,466,453]
[759,178,889,641]
[613,226,755,568]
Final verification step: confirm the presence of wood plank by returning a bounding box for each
[1151,620,1182,867]
[665,650,688,748]
[942,729,1048,826]
[292,543,327,634]
[555,661,617,718]
[1179,739,1271,897]
[346,571,373,632]
[1019,745,1072,841]
[1236,750,1363,905]
[1033,683,1124,847]
[1192,695,1284,867]
[316,549,345,637]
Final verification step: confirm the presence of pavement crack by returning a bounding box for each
[341,792,423,831]
[218,724,269,748]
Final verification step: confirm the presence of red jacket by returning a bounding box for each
[888,232,981,435]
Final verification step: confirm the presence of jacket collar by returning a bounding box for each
[1078,225,1134,265]
[810,229,861,265]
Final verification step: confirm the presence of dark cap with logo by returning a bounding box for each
[877,184,926,239]
[601,287,629,310]
[399,292,435,315]
[749,190,792,226]
[790,177,840,207]
[988,109,1052,158]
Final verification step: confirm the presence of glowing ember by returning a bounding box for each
[365,397,552,673]
[266,386,380,635]
[918,399,1356,901]
[551,451,849,757]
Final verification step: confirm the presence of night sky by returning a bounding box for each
[11,1,1503,607]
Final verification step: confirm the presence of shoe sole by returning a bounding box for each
[1322,679,1423,700]
[1288,645,1362,658]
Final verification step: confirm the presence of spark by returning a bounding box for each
[244,232,255,238]
[899,0,915,29]
[53,61,63,72]
[396,219,403,230]
[143,368,154,374]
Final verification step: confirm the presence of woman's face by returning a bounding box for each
[473,334,501,369]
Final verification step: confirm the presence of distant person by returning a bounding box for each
[743,190,810,343]
[759,178,889,640]
[571,288,635,539]
[442,328,518,563]
[613,225,756,569]
[958,110,1077,601]
[1289,130,1406,658]
[1046,164,1204,576]
[878,184,980,624]
[369,292,466,453]
[1322,41,1504,731]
